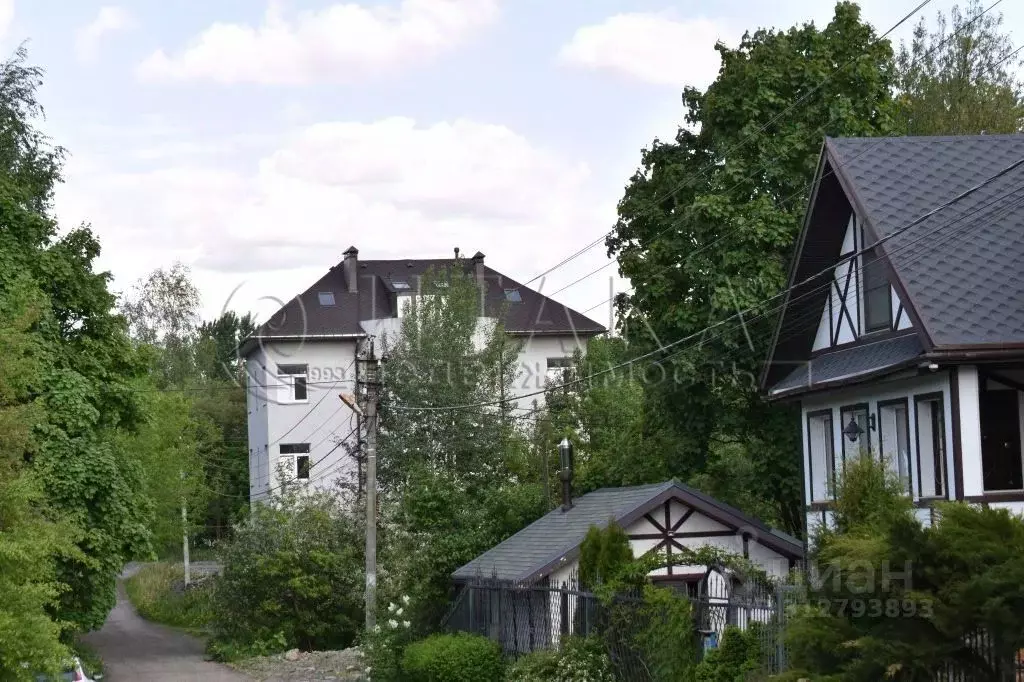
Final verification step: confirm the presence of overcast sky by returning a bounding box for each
[6,0,1021,325]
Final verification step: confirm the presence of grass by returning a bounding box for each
[72,640,104,680]
[124,562,216,634]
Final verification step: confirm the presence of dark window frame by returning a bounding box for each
[914,392,948,499]
[861,247,892,334]
[278,364,309,402]
[877,398,913,495]
[280,443,310,454]
[806,408,836,503]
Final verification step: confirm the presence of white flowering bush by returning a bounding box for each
[361,597,414,681]
[554,636,615,682]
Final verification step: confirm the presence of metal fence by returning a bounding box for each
[442,568,788,680]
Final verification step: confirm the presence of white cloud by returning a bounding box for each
[55,117,623,323]
[559,12,725,88]
[136,0,499,85]
[76,6,135,63]
[0,1,12,42]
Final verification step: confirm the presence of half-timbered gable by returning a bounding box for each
[762,134,1024,537]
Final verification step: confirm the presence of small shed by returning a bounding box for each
[450,481,804,649]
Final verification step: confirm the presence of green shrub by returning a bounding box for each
[633,585,699,681]
[506,648,559,681]
[694,625,760,682]
[401,633,504,682]
[124,562,215,632]
[579,522,633,588]
[555,636,615,682]
[208,489,363,659]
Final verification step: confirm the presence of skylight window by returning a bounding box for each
[504,288,522,303]
[318,291,336,306]
[392,280,411,290]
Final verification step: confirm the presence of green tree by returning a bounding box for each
[783,456,1024,680]
[896,0,1024,135]
[606,3,897,534]
[376,263,546,628]
[0,286,80,680]
[579,522,634,588]
[195,310,256,382]
[0,48,152,632]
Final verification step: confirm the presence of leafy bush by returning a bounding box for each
[633,585,699,681]
[401,633,504,682]
[208,489,363,659]
[362,598,415,682]
[695,625,761,682]
[555,636,615,682]
[579,522,633,589]
[124,562,215,632]
[505,649,559,681]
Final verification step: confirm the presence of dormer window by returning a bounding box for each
[861,247,890,333]
[392,280,411,290]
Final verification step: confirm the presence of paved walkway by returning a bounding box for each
[82,580,249,681]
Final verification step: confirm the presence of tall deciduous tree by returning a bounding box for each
[606,3,897,533]
[376,264,545,628]
[896,0,1024,135]
[0,48,152,632]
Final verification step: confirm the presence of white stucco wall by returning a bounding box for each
[511,334,588,410]
[248,339,360,503]
[246,349,270,496]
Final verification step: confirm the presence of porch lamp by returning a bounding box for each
[843,417,865,443]
[558,438,574,512]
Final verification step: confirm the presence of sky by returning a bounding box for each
[3,0,1021,327]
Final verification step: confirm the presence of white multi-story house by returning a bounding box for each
[240,248,605,502]
[761,135,1024,538]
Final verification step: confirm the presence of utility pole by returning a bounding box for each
[181,470,191,586]
[343,337,380,631]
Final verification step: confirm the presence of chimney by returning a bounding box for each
[558,438,574,512]
[342,246,358,293]
[471,251,485,286]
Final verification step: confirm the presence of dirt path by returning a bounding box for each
[82,582,249,681]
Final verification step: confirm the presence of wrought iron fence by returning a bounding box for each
[442,569,788,680]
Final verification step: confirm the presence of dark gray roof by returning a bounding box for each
[452,480,803,584]
[242,255,605,352]
[769,333,923,398]
[827,135,1024,347]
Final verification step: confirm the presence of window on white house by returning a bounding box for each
[278,364,308,402]
[840,404,870,466]
[546,357,572,385]
[808,411,836,501]
[980,383,1024,492]
[280,443,311,480]
[879,400,912,495]
[861,247,891,333]
[915,394,946,498]
[396,294,439,318]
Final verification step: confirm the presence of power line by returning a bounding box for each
[392,155,1024,412]
[574,11,1016,320]
[513,0,940,294]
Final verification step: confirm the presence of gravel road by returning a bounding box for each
[81,581,249,681]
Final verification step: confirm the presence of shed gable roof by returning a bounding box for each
[452,481,803,584]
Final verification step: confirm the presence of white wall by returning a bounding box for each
[624,499,792,580]
[512,334,588,410]
[246,349,270,496]
[249,339,359,503]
